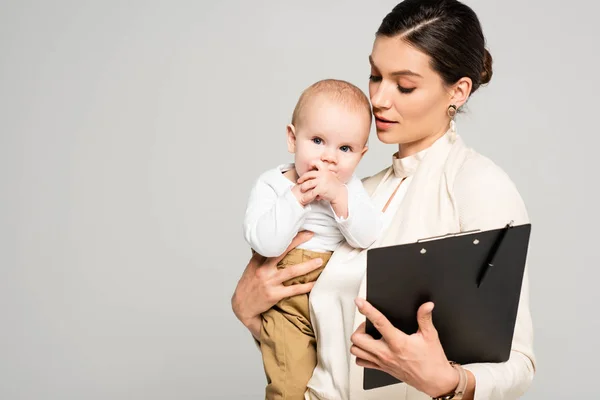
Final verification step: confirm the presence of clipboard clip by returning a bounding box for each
[417,229,481,243]
[477,220,515,288]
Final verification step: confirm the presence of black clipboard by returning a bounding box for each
[363,222,531,390]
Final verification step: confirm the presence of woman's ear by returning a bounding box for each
[449,77,472,109]
[286,124,297,153]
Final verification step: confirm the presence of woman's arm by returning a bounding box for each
[231,231,325,339]
[453,157,536,400]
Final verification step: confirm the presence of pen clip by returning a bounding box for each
[477,220,514,288]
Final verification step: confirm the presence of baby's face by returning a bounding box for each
[289,96,371,184]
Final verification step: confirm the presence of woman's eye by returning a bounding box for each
[312,137,323,145]
[397,85,416,94]
[368,74,382,82]
[340,146,351,152]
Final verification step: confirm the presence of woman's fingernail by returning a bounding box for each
[355,298,364,307]
[316,258,323,266]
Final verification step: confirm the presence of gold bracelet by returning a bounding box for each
[432,362,467,400]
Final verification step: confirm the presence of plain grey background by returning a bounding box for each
[1,0,598,399]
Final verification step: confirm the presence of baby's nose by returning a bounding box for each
[321,150,337,163]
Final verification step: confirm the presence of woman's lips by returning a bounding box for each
[375,115,398,130]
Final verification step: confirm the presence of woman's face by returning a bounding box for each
[368,35,455,155]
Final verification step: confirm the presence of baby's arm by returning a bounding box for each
[243,174,310,257]
[334,177,384,249]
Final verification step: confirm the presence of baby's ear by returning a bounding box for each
[286,124,297,153]
[360,145,369,158]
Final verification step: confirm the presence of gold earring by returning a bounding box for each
[447,105,457,118]
[447,105,457,142]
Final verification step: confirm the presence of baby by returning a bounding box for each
[243,79,384,399]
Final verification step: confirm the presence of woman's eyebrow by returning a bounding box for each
[391,70,422,78]
[369,55,423,78]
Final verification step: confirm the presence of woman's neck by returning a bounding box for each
[397,124,449,159]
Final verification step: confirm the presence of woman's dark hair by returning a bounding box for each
[377,0,492,95]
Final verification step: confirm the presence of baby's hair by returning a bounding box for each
[291,79,372,128]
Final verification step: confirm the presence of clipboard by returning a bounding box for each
[363,222,531,390]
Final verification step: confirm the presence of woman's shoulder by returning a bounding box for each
[449,144,530,228]
[451,145,520,193]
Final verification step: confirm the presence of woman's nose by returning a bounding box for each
[370,83,392,110]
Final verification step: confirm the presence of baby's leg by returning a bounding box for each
[260,249,332,400]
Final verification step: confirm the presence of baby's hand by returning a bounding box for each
[291,183,317,207]
[297,163,345,204]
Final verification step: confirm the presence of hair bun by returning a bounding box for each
[480,48,493,85]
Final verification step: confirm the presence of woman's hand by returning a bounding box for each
[350,299,460,398]
[231,231,324,339]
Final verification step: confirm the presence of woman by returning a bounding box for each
[232,1,536,399]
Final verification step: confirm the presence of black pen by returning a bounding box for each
[477,220,514,288]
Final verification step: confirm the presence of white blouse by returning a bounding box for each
[303,132,535,400]
[307,147,429,400]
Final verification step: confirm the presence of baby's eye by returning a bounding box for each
[340,146,351,152]
[312,138,323,145]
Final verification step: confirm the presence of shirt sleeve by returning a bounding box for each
[453,157,536,400]
[243,172,310,257]
[333,176,384,249]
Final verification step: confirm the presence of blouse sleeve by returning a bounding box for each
[452,156,536,400]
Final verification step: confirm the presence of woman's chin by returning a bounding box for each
[376,130,400,144]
